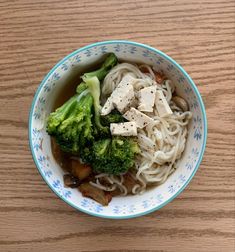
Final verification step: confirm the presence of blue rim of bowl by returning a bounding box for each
[28,40,207,219]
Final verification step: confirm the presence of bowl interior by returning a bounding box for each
[29,41,206,218]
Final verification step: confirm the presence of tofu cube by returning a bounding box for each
[123,108,154,129]
[118,74,136,88]
[112,84,135,113]
[100,74,136,115]
[138,86,156,112]
[101,97,114,116]
[110,122,137,136]
[155,90,173,117]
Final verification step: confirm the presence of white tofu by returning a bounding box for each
[155,90,173,117]
[112,84,135,113]
[110,122,137,136]
[100,74,136,115]
[138,86,156,112]
[118,74,136,88]
[123,108,154,129]
[101,97,114,116]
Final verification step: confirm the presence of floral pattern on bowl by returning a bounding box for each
[29,40,207,219]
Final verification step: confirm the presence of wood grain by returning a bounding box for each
[0,0,234,251]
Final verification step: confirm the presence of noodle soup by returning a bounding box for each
[48,54,192,206]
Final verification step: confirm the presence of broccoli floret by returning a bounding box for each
[90,137,140,175]
[82,53,118,81]
[47,77,106,154]
[101,110,126,126]
[47,93,94,153]
[79,146,93,164]
[46,53,118,154]
[47,94,78,136]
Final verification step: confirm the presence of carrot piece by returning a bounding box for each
[154,71,166,84]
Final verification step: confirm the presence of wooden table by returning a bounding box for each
[0,0,234,251]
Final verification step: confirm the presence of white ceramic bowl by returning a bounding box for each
[29,40,207,219]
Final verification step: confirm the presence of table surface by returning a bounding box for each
[0,0,234,251]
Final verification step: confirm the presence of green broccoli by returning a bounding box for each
[46,53,118,153]
[90,137,140,175]
[101,110,126,126]
[47,52,140,176]
[85,76,108,136]
[82,53,118,81]
[76,82,88,95]
[47,91,94,153]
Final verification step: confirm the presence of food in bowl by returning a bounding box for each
[46,53,192,206]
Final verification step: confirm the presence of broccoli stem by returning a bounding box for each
[76,82,88,95]
[85,76,109,135]
[82,53,118,81]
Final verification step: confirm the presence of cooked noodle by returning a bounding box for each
[91,63,192,195]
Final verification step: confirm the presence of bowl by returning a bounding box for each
[29,40,207,219]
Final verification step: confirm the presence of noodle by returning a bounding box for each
[92,63,192,195]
